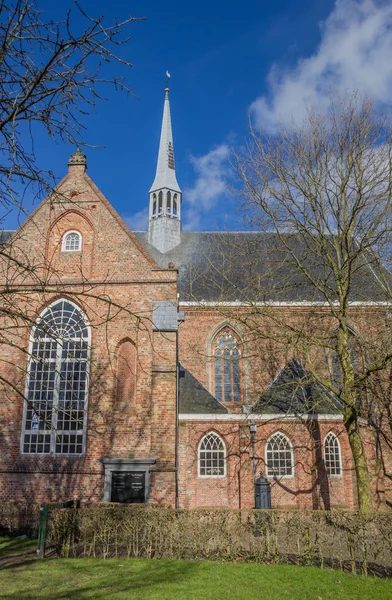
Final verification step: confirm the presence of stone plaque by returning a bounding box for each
[110,471,146,503]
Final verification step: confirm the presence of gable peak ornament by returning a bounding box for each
[68,147,87,169]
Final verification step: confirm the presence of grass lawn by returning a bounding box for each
[0,538,391,600]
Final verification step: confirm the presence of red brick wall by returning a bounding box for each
[0,163,178,505]
[0,160,389,511]
[178,419,364,510]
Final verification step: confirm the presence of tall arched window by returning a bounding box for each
[198,432,226,477]
[265,432,294,477]
[167,191,171,214]
[152,193,157,216]
[214,330,241,402]
[173,194,178,217]
[324,432,342,476]
[62,230,82,252]
[330,330,362,388]
[22,300,90,455]
[158,191,163,214]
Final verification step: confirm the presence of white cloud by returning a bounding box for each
[123,144,231,232]
[183,143,230,230]
[251,0,392,132]
[123,208,148,231]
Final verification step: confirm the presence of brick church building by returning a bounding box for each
[0,89,388,510]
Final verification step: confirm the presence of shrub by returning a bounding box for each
[45,505,392,576]
[0,502,40,537]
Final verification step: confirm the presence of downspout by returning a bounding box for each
[175,303,184,510]
[175,329,180,510]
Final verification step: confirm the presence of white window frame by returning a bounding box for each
[61,230,82,252]
[198,432,227,478]
[265,431,294,479]
[20,298,91,456]
[324,432,343,478]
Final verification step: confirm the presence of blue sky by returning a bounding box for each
[6,0,392,232]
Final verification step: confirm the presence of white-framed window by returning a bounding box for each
[266,432,294,478]
[21,299,90,455]
[62,230,82,252]
[214,330,241,403]
[324,432,342,477]
[198,432,226,478]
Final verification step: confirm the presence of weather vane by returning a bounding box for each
[165,70,171,89]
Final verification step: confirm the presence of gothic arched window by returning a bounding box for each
[330,330,362,388]
[22,299,90,455]
[198,432,226,477]
[324,432,342,476]
[214,330,241,402]
[152,193,157,216]
[167,191,171,214]
[62,230,82,252]
[158,191,163,214]
[265,432,294,477]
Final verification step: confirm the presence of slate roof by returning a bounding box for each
[179,364,228,414]
[135,231,391,303]
[252,359,343,415]
[0,230,14,245]
[3,226,390,303]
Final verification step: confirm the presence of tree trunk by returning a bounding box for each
[344,405,373,511]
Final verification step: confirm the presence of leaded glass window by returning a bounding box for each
[331,334,361,388]
[214,331,241,402]
[266,432,293,477]
[198,432,226,477]
[22,300,90,455]
[324,432,342,476]
[62,231,82,252]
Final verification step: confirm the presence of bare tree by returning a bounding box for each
[0,0,140,222]
[208,93,392,511]
[0,1,159,457]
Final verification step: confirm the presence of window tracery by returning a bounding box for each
[265,432,294,477]
[198,432,226,477]
[214,330,241,402]
[324,432,342,476]
[62,230,82,252]
[22,299,90,455]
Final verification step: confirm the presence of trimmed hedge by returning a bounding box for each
[46,505,392,576]
[0,502,40,537]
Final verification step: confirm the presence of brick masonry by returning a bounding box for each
[0,160,388,510]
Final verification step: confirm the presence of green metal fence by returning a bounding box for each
[37,500,80,558]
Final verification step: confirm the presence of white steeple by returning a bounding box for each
[149,88,181,194]
[148,87,182,254]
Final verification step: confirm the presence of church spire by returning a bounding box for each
[149,88,181,194]
[148,86,182,254]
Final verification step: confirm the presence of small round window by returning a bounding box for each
[62,231,82,252]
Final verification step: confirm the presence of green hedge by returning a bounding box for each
[46,506,392,576]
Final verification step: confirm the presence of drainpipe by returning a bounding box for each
[175,332,180,510]
[175,305,184,510]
